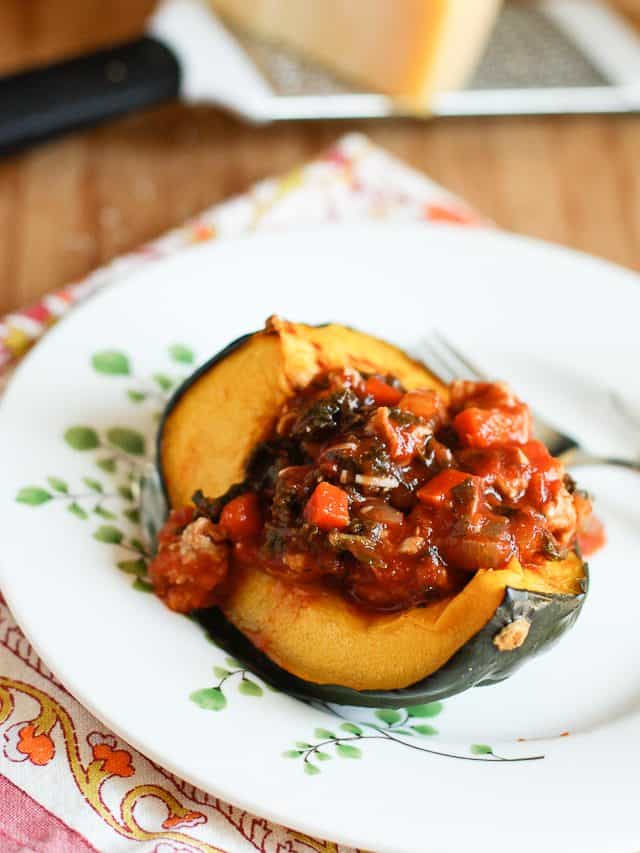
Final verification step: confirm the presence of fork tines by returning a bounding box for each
[417,332,490,386]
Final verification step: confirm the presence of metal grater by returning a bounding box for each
[236,6,607,96]
[469,6,608,89]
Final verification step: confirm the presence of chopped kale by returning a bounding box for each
[192,484,246,522]
[263,526,286,554]
[290,388,362,441]
[270,467,316,527]
[389,407,420,427]
[361,439,393,475]
[246,438,303,491]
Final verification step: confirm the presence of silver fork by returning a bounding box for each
[417,332,640,473]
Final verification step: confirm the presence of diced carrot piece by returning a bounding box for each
[527,472,549,508]
[453,405,531,448]
[522,440,553,473]
[364,377,403,406]
[417,469,471,507]
[220,493,262,541]
[398,389,443,421]
[453,408,491,447]
[304,482,350,530]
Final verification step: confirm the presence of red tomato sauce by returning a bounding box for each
[150,368,602,613]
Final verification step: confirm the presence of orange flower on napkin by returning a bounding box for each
[4,721,55,766]
[88,732,134,778]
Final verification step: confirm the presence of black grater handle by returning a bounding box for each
[0,37,181,157]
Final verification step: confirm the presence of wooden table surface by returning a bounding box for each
[1,1,639,317]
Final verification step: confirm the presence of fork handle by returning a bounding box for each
[562,448,640,472]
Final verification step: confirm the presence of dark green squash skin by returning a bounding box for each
[192,575,587,709]
[155,329,589,709]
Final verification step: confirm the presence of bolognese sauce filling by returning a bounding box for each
[149,368,601,614]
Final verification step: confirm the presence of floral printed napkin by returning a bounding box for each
[0,133,481,853]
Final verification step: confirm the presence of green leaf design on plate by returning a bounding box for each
[213,666,230,679]
[169,344,195,364]
[315,750,331,761]
[47,476,68,493]
[295,741,313,749]
[392,728,415,737]
[117,559,147,576]
[127,390,147,403]
[340,723,362,736]
[314,728,335,740]
[93,525,123,544]
[94,505,117,520]
[123,508,141,524]
[238,678,263,697]
[64,426,100,451]
[132,578,154,593]
[96,458,117,474]
[304,762,321,776]
[225,656,240,668]
[92,350,130,376]
[118,485,135,501]
[411,724,438,736]
[190,687,227,711]
[129,538,147,554]
[335,744,362,759]
[471,744,494,756]
[68,502,89,520]
[283,750,302,759]
[83,477,103,493]
[106,427,146,456]
[375,709,402,726]
[153,373,174,392]
[407,702,443,718]
[16,487,53,506]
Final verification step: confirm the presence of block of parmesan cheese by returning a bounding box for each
[210,0,502,105]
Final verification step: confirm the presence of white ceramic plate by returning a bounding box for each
[1,224,640,853]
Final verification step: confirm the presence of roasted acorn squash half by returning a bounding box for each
[156,318,588,708]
